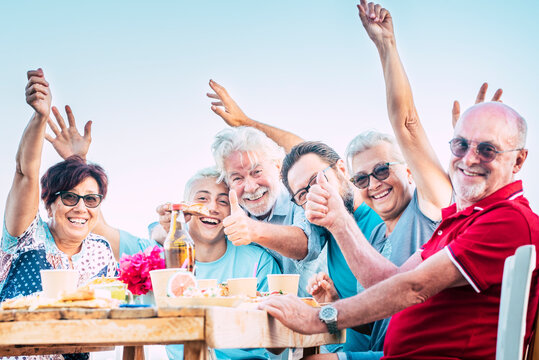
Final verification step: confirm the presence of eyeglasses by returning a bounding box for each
[54,191,103,208]
[291,165,332,206]
[349,162,401,189]
[448,138,523,163]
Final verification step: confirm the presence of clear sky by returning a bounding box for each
[1,0,538,238]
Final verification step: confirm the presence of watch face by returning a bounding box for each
[320,306,337,320]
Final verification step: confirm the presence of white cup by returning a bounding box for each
[267,274,300,295]
[227,277,257,297]
[150,268,183,305]
[40,269,79,299]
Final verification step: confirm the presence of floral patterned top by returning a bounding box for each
[0,215,117,301]
[0,216,117,360]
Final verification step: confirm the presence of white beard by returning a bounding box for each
[241,186,276,217]
[451,173,487,205]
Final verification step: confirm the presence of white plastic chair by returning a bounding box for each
[496,245,536,360]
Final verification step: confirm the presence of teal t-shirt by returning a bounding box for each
[326,203,383,354]
[328,203,383,299]
[166,241,281,360]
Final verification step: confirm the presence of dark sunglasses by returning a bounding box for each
[291,165,331,206]
[349,162,401,189]
[55,191,103,208]
[448,138,522,163]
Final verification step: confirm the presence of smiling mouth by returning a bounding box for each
[68,218,88,225]
[200,217,220,225]
[371,188,391,200]
[459,168,485,177]
[243,190,267,202]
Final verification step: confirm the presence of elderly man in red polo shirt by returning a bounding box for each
[259,1,539,359]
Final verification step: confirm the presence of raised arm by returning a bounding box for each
[358,1,451,220]
[5,69,52,237]
[207,80,303,153]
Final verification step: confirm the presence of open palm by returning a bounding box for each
[45,105,92,160]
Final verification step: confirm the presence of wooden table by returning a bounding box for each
[0,305,345,359]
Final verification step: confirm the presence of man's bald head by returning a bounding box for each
[457,102,527,149]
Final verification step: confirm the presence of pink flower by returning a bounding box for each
[118,246,165,295]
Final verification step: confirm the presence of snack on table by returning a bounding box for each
[86,277,127,301]
[172,202,210,217]
[1,296,37,310]
[168,271,197,297]
[0,284,121,310]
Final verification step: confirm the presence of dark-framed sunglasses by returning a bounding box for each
[54,191,103,208]
[291,165,332,206]
[448,138,523,163]
[349,162,401,189]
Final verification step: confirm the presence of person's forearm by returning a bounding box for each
[376,38,452,213]
[330,215,398,288]
[245,119,304,153]
[335,270,425,329]
[253,222,308,259]
[5,113,48,236]
[15,113,48,180]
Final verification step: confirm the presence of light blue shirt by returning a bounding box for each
[249,186,327,297]
[166,240,281,360]
[118,229,160,257]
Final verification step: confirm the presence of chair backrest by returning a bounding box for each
[497,245,536,360]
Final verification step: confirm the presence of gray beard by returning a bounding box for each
[342,190,355,215]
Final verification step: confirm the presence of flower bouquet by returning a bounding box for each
[118,245,165,296]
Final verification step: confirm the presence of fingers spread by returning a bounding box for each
[475,82,488,103]
[52,106,67,130]
[47,116,61,137]
[84,120,93,139]
[492,88,503,102]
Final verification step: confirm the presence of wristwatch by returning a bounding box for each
[319,304,339,334]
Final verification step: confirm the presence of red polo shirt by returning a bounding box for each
[383,181,539,360]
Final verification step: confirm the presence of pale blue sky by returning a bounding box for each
[1,1,538,237]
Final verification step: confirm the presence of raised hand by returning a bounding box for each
[223,190,256,246]
[156,203,192,234]
[307,272,340,304]
[25,69,51,117]
[357,0,394,46]
[451,83,503,128]
[207,79,252,127]
[304,171,349,232]
[45,105,92,160]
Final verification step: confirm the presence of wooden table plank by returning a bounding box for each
[0,317,204,346]
[205,307,345,348]
[157,307,206,317]
[0,345,114,356]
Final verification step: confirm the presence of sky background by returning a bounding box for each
[1,0,538,239]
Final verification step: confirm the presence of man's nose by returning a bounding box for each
[244,177,258,193]
[461,145,481,166]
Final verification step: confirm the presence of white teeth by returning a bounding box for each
[69,218,87,224]
[372,190,390,199]
[462,169,482,176]
[200,217,219,225]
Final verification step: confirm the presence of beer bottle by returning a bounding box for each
[164,204,195,272]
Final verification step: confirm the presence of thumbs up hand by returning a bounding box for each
[304,170,349,232]
[223,190,257,246]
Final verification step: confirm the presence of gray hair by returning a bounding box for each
[211,126,285,183]
[183,167,222,201]
[345,130,405,172]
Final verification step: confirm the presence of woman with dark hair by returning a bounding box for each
[0,69,117,305]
